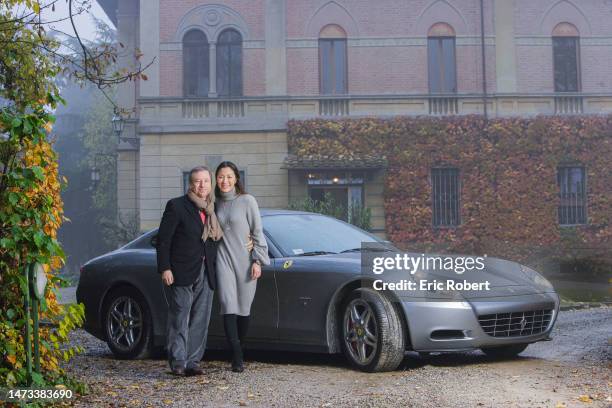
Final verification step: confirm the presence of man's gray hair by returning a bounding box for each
[189,166,212,183]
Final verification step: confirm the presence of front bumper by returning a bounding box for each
[400,292,560,352]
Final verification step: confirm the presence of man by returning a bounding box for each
[156,166,223,376]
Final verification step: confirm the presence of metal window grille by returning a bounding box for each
[432,168,460,227]
[557,166,586,225]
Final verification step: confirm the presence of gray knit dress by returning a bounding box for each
[215,189,270,316]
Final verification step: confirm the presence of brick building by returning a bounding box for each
[98,0,612,236]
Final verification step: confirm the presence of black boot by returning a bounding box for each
[223,314,244,372]
[237,314,250,352]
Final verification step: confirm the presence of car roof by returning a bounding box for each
[141,209,322,235]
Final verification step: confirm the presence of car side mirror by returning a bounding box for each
[150,234,158,248]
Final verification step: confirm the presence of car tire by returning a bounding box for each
[481,344,528,358]
[340,288,405,372]
[102,286,153,359]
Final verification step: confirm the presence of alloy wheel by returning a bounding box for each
[106,296,143,352]
[343,298,378,365]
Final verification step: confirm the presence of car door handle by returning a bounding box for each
[298,296,312,306]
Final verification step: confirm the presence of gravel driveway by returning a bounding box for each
[64,307,611,408]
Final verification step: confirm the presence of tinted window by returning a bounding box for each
[123,230,157,250]
[262,214,380,256]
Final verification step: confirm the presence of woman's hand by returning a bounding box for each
[251,261,262,280]
[245,234,254,252]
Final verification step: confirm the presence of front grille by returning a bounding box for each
[478,309,553,337]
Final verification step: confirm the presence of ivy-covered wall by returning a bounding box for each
[287,116,611,266]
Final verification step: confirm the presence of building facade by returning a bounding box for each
[98,0,612,235]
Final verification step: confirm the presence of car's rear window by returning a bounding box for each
[122,230,157,250]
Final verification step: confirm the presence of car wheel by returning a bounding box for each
[481,344,528,358]
[102,286,153,359]
[341,288,405,372]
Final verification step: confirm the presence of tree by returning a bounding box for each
[1,0,152,110]
[0,0,150,390]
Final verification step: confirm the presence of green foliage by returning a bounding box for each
[287,116,612,263]
[349,205,372,232]
[0,101,85,389]
[288,192,372,231]
[0,5,60,110]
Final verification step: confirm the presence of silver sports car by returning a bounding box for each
[77,209,559,372]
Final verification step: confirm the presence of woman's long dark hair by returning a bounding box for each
[215,161,246,197]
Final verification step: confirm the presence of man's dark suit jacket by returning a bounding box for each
[156,194,218,288]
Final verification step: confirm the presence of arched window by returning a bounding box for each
[552,23,580,92]
[216,29,243,97]
[183,30,209,97]
[427,23,456,93]
[319,24,347,95]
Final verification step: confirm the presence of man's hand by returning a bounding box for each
[246,234,254,252]
[250,262,262,280]
[162,270,174,286]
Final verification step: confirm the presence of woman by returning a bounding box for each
[214,161,269,372]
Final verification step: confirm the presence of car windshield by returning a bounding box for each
[262,213,382,257]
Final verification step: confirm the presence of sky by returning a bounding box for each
[40,0,114,42]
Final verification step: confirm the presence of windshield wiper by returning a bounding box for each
[340,246,394,253]
[297,251,337,256]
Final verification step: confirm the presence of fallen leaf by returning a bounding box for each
[239,402,247,406]
[555,403,567,408]
[163,399,173,405]
[577,395,592,403]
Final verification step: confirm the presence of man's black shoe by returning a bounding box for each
[170,366,185,376]
[185,366,204,376]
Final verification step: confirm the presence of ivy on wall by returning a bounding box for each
[287,116,611,264]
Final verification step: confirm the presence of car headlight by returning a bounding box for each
[520,265,554,291]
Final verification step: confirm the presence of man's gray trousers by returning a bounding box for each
[166,263,214,370]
